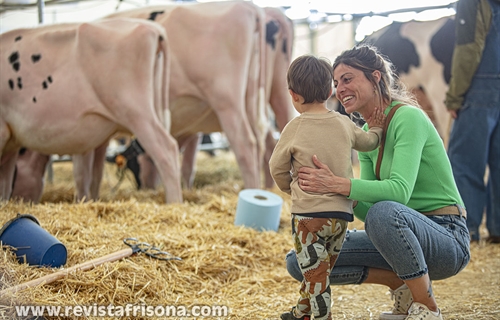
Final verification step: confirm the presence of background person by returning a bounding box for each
[445,0,500,243]
[286,45,470,320]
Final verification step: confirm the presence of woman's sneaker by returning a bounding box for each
[280,307,311,320]
[379,284,413,320]
[405,302,443,320]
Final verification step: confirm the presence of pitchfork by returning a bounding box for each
[0,238,181,296]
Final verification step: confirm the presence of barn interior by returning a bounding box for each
[1,1,499,319]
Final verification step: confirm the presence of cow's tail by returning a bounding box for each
[256,6,268,144]
[285,15,294,65]
[158,28,171,132]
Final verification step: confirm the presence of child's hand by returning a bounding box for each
[366,107,386,128]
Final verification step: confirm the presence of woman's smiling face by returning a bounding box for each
[333,63,378,115]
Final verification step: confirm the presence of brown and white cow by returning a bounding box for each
[0,18,183,203]
[105,1,272,189]
[362,16,455,143]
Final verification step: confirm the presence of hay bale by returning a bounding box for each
[1,150,498,319]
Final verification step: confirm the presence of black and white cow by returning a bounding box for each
[362,16,455,142]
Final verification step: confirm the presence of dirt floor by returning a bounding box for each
[0,150,499,320]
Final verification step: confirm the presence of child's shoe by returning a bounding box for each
[280,307,312,320]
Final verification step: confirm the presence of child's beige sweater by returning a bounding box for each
[269,110,382,216]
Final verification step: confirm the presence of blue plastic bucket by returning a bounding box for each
[0,214,67,267]
[234,189,283,232]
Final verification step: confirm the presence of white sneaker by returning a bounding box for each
[379,284,413,320]
[405,302,443,320]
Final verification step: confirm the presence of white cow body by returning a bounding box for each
[0,18,182,203]
[106,1,271,189]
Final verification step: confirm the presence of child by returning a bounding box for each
[269,55,385,320]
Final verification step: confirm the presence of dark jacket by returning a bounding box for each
[445,0,500,110]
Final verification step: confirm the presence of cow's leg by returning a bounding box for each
[137,154,157,190]
[90,141,108,200]
[270,97,292,132]
[269,83,293,132]
[180,133,202,189]
[263,130,276,189]
[11,150,50,203]
[0,151,18,201]
[215,106,260,189]
[72,151,94,202]
[130,120,182,203]
[0,122,16,201]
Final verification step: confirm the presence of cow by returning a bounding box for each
[362,16,455,143]
[104,4,296,191]
[0,18,183,203]
[104,1,273,190]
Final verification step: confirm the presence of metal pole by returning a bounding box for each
[37,0,44,24]
[309,23,317,55]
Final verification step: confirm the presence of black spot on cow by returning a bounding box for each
[282,38,288,57]
[148,11,164,21]
[31,54,42,63]
[8,51,21,72]
[266,20,280,50]
[17,77,22,89]
[362,22,420,75]
[42,76,53,89]
[430,18,455,84]
[8,79,14,90]
[9,51,19,64]
[15,36,22,42]
[33,97,37,103]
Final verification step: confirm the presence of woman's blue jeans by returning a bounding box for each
[285,201,471,284]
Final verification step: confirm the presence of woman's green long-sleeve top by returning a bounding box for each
[349,102,464,221]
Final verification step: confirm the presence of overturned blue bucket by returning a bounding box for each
[0,214,67,267]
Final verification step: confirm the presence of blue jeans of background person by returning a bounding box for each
[285,201,470,284]
[447,78,500,241]
[448,0,500,241]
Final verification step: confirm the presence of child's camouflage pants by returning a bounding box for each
[291,215,348,320]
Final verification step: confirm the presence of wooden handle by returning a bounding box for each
[0,247,133,296]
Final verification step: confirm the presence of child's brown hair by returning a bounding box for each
[287,54,333,104]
